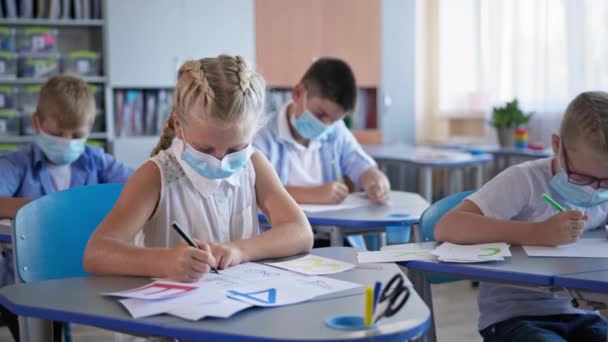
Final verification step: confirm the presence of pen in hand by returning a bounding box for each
[171,222,219,274]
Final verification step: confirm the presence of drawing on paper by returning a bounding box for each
[228,288,277,305]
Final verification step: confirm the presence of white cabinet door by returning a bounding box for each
[106,0,184,88]
[181,0,255,64]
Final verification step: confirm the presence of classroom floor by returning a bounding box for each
[0,281,482,341]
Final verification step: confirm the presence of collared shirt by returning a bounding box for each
[275,104,323,186]
[254,101,377,187]
[0,143,134,198]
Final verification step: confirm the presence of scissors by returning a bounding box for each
[374,273,410,323]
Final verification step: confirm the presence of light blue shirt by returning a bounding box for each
[0,143,133,198]
[254,106,377,186]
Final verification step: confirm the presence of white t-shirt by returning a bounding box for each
[277,103,323,187]
[46,164,71,192]
[467,157,608,330]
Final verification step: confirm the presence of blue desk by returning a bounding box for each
[260,191,430,246]
[363,144,492,202]
[431,143,553,177]
[0,247,431,342]
[400,229,608,342]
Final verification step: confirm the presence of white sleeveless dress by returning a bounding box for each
[117,138,260,342]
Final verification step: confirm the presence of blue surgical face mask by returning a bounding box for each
[549,170,608,208]
[290,110,332,140]
[35,130,86,165]
[180,133,254,180]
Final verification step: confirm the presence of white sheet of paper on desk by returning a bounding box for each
[357,249,434,263]
[226,276,360,307]
[299,192,373,213]
[523,238,608,258]
[432,242,511,263]
[265,254,356,275]
[217,262,304,281]
[167,297,253,321]
[119,288,225,319]
[104,281,200,300]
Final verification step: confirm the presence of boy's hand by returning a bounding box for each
[316,182,349,204]
[204,242,245,269]
[164,243,216,282]
[535,210,586,246]
[364,178,390,204]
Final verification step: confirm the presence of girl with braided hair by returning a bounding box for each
[84,55,313,283]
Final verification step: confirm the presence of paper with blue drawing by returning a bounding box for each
[107,262,360,320]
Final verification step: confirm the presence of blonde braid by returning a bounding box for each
[234,56,250,94]
[150,115,176,157]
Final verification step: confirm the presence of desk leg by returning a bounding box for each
[409,269,437,342]
[448,168,462,195]
[419,167,433,203]
[20,316,53,342]
[474,164,483,189]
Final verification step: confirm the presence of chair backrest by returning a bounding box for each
[418,190,475,242]
[14,183,123,283]
[418,190,474,284]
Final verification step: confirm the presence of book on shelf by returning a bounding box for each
[114,89,173,137]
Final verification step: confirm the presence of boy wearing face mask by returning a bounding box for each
[254,58,390,205]
[436,92,608,341]
[0,74,132,340]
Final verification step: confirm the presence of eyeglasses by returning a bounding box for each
[561,142,608,189]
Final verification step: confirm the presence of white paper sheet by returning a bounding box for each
[299,192,374,213]
[119,289,225,319]
[226,276,360,307]
[523,238,608,258]
[357,249,434,263]
[432,242,511,263]
[167,297,253,321]
[105,281,200,300]
[266,255,356,275]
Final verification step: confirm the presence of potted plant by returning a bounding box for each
[490,99,533,147]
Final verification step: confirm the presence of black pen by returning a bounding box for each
[171,222,219,274]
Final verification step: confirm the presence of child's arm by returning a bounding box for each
[210,152,314,269]
[359,167,390,204]
[83,161,216,282]
[97,150,135,183]
[435,200,585,246]
[435,163,586,246]
[285,183,349,204]
[0,197,33,219]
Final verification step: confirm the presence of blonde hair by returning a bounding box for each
[560,91,608,154]
[36,74,96,129]
[151,55,266,156]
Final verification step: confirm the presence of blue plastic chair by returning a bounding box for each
[415,190,474,342]
[418,190,474,283]
[13,183,123,342]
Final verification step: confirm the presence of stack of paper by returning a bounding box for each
[432,242,511,263]
[105,261,360,320]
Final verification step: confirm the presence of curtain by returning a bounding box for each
[437,0,608,145]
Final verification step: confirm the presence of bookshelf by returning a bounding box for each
[0,7,107,153]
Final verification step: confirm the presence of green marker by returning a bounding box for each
[542,193,566,212]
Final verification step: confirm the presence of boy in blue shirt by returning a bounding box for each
[0,74,133,340]
[436,91,608,341]
[254,58,390,205]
